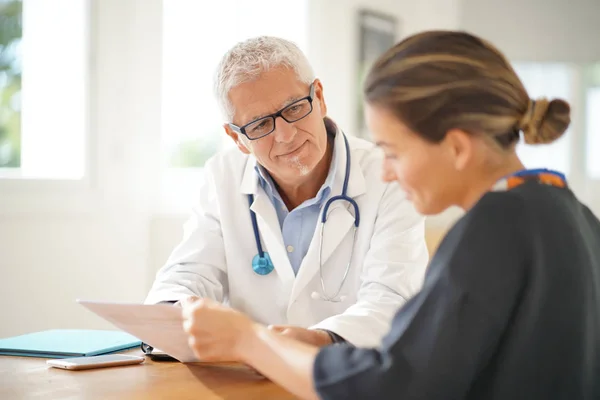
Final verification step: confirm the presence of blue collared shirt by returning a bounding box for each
[255,138,339,275]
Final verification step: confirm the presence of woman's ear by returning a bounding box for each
[443,129,473,171]
[224,124,251,155]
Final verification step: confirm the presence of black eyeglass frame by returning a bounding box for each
[228,83,316,140]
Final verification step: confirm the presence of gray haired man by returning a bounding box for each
[146,36,428,348]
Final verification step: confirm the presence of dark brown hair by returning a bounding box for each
[364,30,571,148]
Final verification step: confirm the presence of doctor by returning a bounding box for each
[145,36,428,347]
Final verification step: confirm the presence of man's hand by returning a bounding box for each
[181,298,256,362]
[268,325,333,347]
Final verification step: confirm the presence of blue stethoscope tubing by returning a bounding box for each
[247,133,360,301]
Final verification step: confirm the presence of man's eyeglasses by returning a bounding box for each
[229,83,315,140]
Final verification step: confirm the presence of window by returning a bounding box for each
[585,63,600,180]
[512,62,573,175]
[161,0,308,210]
[0,0,88,180]
[0,0,21,169]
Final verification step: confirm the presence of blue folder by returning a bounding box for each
[0,329,141,358]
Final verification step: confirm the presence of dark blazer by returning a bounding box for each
[314,181,600,400]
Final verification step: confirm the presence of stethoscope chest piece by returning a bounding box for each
[252,252,274,275]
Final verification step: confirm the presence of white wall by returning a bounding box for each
[461,0,600,63]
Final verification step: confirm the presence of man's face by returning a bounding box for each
[225,67,329,183]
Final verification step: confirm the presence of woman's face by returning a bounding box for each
[365,104,464,215]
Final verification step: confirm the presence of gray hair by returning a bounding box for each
[214,36,315,121]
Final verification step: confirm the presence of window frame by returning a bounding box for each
[0,0,96,214]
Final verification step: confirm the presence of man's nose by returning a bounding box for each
[272,116,296,143]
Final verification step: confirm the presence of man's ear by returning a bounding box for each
[224,123,250,155]
[313,79,327,117]
[443,128,473,171]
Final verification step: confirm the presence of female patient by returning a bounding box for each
[181,30,600,400]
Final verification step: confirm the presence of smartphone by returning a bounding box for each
[47,354,145,370]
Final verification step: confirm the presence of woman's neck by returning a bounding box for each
[458,155,526,210]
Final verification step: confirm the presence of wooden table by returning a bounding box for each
[0,349,297,399]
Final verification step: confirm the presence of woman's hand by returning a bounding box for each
[181,297,256,362]
[181,298,321,400]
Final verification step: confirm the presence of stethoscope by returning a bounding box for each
[247,133,360,302]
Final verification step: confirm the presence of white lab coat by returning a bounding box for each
[145,130,429,347]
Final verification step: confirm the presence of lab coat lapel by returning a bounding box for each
[290,131,366,303]
[240,155,258,195]
[241,157,296,287]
